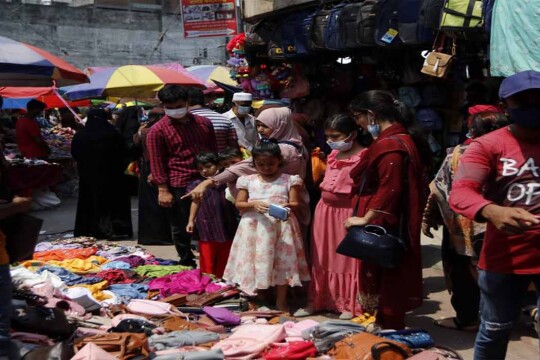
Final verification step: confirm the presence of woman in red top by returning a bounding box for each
[346,90,430,329]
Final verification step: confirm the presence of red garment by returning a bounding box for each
[350,123,426,329]
[146,114,217,188]
[450,127,540,274]
[95,270,136,284]
[199,240,232,278]
[15,117,48,159]
[33,247,97,261]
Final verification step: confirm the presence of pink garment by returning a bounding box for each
[212,324,286,359]
[309,149,364,315]
[282,320,319,342]
[257,107,303,148]
[72,343,117,360]
[148,269,221,297]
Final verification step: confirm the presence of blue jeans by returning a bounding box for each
[475,270,540,360]
[0,264,11,356]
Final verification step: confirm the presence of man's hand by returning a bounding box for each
[147,174,153,185]
[186,221,195,234]
[344,216,369,229]
[422,218,439,238]
[481,204,540,235]
[158,189,175,208]
[12,196,32,213]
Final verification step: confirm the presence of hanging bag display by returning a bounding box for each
[310,8,331,50]
[421,33,456,78]
[439,0,482,31]
[336,137,409,269]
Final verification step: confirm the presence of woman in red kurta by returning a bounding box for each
[346,90,429,329]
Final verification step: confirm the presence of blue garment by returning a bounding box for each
[154,258,179,266]
[0,264,11,356]
[474,270,540,360]
[107,284,148,304]
[490,0,540,76]
[101,261,132,270]
[36,265,101,286]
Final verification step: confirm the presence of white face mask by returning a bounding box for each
[236,106,251,115]
[326,135,353,151]
[165,107,188,119]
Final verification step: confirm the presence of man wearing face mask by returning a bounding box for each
[15,100,50,159]
[147,85,217,266]
[224,92,257,152]
[450,70,540,360]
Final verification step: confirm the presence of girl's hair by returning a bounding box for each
[324,113,372,147]
[469,112,509,138]
[251,138,282,160]
[218,147,243,161]
[350,90,432,168]
[194,152,220,167]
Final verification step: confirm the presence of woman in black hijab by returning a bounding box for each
[72,107,133,239]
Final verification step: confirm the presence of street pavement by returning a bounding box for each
[34,197,539,360]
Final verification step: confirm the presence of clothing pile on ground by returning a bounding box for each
[42,125,75,158]
[7,237,458,360]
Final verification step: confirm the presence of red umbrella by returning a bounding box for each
[0,87,89,110]
[0,35,88,87]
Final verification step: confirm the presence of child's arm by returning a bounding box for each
[236,189,269,213]
[287,185,302,210]
[186,199,200,233]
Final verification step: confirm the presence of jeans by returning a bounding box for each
[0,264,11,356]
[166,187,194,266]
[474,270,540,360]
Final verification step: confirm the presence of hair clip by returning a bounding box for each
[393,99,400,106]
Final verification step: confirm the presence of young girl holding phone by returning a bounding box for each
[223,140,310,312]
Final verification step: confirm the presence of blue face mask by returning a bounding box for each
[326,135,353,151]
[367,124,380,139]
[507,107,540,129]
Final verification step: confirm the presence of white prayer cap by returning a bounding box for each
[232,92,253,102]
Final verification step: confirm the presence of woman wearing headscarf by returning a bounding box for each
[133,107,172,245]
[71,107,133,239]
[184,107,309,224]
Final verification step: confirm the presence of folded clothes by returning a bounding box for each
[113,255,149,267]
[148,269,221,297]
[95,270,137,285]
[101,261,131,270]
[108,284,149,303]
[135,265,193,278]
[34,243,81,252]
[69,281,111,301]
[10,266,65,289]
[48,256,108,274]
[36,266,101,286]
[33,247,97,261]
[149,331,220,351]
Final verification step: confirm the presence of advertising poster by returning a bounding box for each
[182,0,237,38]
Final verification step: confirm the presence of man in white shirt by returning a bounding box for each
[224,92,257,151]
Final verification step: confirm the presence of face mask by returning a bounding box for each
[236,106,251,115]
[367,124,380,139]
[507,107,540,129]
[327,135,353,151]
[165,107,187,119]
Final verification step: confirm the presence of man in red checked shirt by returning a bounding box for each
[450,70,540,360]
[147,85,217,266]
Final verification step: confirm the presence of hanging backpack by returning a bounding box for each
[281,10,317,58]
[324,3,348,50]
[418,0,445,42]
[268,23,286,60]
[439,0,483,32]
[310,9,331,50]
[340,3,364,48]
[375,0,423,47]
[340,1,379,48]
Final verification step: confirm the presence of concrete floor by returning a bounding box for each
[33,197,539,360]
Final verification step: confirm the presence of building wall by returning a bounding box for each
[0,2,229,69]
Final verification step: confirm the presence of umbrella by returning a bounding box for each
[64,65,206,100]
[187,65,237,92]
[0,35,88,87]
[0,87,89,109]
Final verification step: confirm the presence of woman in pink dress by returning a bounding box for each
[295,114,366,319]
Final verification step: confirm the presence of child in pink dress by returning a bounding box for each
[223,140,310,312]
[295,114,366,319]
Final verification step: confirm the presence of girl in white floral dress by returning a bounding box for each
[223,140,310,312]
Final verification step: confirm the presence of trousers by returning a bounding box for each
[166,188,194,266]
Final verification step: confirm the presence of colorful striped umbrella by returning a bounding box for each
[0,35,88,87]
[64,65,206,100]
[0,87,89,109]
[187,65,237,92]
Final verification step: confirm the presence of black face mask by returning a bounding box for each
[507,107,540,129]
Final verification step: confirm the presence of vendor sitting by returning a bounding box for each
[15,100,50,159]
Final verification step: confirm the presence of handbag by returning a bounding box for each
[380,329,435,349]
[421,33,456,78]
[263,341,317,360]
[2,213,43,263]
[203,306,241,326]
[408,346,464,360]
[73,333,149,360]
[336,136,410,268]
[328,332,412,360]
[11,305,76,339]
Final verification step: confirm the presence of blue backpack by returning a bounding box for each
[281,10,317,58]
[375,0,425,47]
[324,3,348,50]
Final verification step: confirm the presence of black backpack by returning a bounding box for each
[356,0,380,46]
[268,23,286,60]
[324,2,348,50]
[375,0,423,47]
[340,3,363,48]
[281,10,317,58]
[310,8,331,50]
[418,0,445,41]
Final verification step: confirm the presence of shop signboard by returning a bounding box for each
[182,0,237,38]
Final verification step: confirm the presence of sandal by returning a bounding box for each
[293,308,313,317]
[434,317,478,332]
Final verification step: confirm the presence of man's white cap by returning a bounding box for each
[232,92,253,102]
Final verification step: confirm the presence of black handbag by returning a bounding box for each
[336,137,409,268]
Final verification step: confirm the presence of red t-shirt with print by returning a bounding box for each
[450,126,540,274]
